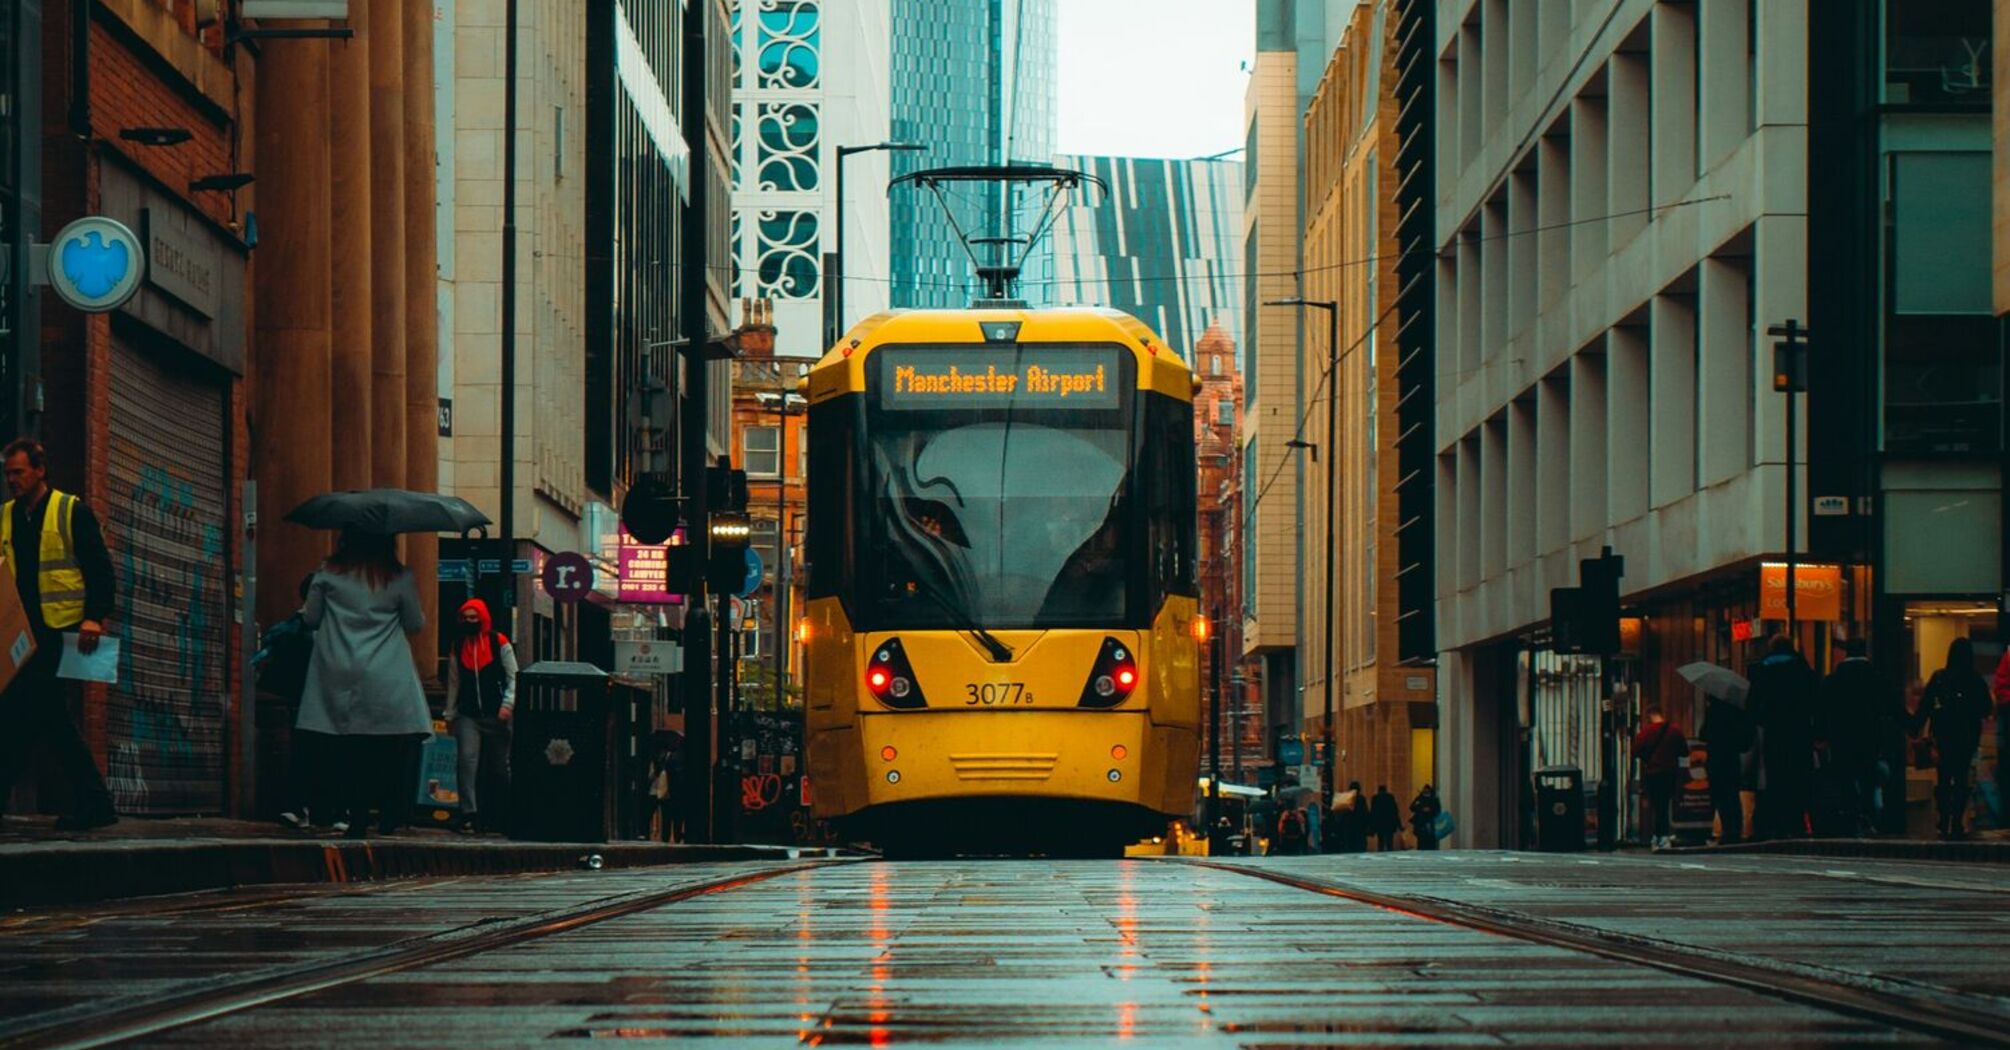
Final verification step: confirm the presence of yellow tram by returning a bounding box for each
[799,307,1203,856]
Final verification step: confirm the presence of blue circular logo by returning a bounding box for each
[48,216,144,313]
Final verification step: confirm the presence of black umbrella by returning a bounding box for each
[285,489,491,535]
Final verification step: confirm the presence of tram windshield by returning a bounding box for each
[865,345,1137,630]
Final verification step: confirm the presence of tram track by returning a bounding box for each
[0,859,854,1050]
[1184,857,2010,1048]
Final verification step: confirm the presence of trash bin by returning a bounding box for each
[511,661,617,843]
[1534,765,1585,852]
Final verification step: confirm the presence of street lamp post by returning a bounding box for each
[829,141,926,348]
[1265,297,1339,813]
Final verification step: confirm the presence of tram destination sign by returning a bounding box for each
[878,346,1124,411]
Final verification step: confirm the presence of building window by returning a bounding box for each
[751,518,780,583]
[1885,150,1998,453]
[1883,0,1991,105]
[744,425,781,476]
[1210,354,1222,376]
[1216,399,1234,426]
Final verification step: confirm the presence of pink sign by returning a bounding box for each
[617,528,682,604]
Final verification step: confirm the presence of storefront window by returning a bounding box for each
[1899,601,1998,693]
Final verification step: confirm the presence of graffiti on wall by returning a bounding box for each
[107,444,227,813]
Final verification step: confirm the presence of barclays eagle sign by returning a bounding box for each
[42,216,146,313]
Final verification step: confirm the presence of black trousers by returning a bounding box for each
[1707,761,1743,844]
[285,729,339,821]
[340,734,422,829]
[1374,831,1396,851]
[0,643,115,819]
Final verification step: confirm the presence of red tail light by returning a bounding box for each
[866,637,926,709]
[1078,637,1139,709]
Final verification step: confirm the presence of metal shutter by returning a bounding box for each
[105,335,230,814]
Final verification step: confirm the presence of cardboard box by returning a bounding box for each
[0,557,39,694]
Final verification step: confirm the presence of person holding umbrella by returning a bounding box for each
[298,528,431,838]
[1681,661,1755,845]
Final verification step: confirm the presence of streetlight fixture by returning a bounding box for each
[1265,296,1338,814]
[829,141,927,348]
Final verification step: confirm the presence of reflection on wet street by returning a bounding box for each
[0,856,1969,1047]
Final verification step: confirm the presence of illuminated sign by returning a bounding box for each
[617,527,682,604]
[1760,563,1842,621]
[877,347,1125,410]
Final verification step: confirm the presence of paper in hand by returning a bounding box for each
[57,633,120,684]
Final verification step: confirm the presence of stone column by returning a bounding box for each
[404,0,441,684]
[328,7,374,490]
[368,0,408,492]
[252,38,334,628]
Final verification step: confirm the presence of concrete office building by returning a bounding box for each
[1430,0,1813,846]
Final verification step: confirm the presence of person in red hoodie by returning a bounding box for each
[1633,705,1689,849]
[445,599,517,835]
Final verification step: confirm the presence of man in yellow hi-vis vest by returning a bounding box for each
[0,438,117,830]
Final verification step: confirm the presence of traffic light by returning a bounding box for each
[706,462,748,512]
[1552,548,1624,655]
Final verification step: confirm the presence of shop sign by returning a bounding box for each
[615,640,683,676]
[1617,616,1643,658]
[44,216,145,313]
[1672,742,1714,831]
[617,527,681,604]
[143,210,219,319]
[1760,563,1842,621]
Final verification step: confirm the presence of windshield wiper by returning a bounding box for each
[913,577,1015,663]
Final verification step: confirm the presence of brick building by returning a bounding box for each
[1299,1,1434,813]
[1192,323,1261,780]
[14,0,254,816]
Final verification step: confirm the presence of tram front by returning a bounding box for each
[801,309,1202,856]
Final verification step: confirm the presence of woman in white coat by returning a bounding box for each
[298,529,430,838]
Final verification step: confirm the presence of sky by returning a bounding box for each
[1055,0,1255,160]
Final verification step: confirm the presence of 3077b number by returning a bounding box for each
[964,682,1034,705]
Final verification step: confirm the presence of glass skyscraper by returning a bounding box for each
[1049,154,1245,360]
[888,0,1057,308]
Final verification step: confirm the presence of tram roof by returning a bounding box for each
[803,307,1197,405]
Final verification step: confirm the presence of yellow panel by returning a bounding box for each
[808,308,1195,404]
[1410,728,1436,791]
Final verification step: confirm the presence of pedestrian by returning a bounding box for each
[1410,784,1442,850]
[0,439,118,831]
[297,528,430,839]
[1911,637,1991,840]
[1700,695,1754,845]
[1342,779,1371,852]
[444,597,517,835]
[1274,800,1308,855]
[1747,635,1818,839]
[1817,639,1886,835]
[1632,705,1688,848]
[260,574,340,831]
[1318,780,1350,852]
[1369,784,1401,851]
[1304,793,1324,853]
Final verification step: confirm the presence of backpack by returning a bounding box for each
[255,615,314,701]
